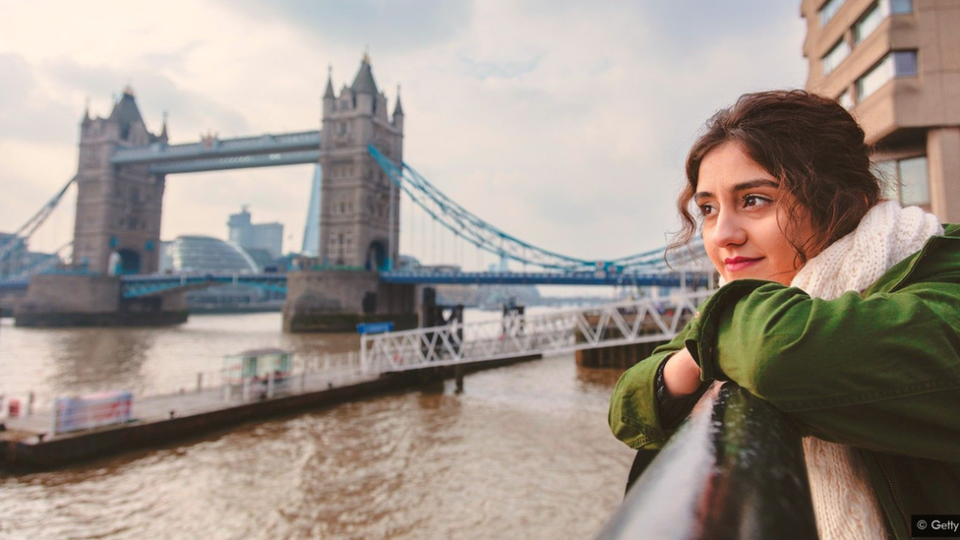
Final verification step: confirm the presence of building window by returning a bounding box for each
[855,0,913,44]
[822,39,850,76]
[855,51,917,102]
[898,156,929,206]
[890,0,912,13]
[855,1,883,43]
[892,50,918,75]
[877,156,929,206]
[837,89,854,109]
[819,0,846,26]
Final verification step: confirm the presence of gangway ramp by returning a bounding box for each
[361,291,713,374]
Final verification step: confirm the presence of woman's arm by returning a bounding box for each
[609,324,709,449]
[663,348,702,397]
[687,276,960,463]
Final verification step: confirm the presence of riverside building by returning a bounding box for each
[801,0,960,222]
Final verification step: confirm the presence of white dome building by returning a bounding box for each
[160,235,259,274]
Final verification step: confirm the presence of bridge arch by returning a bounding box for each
[110,249,141,275]
[365,240,388,272]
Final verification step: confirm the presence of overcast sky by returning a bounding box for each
[0,0,808,269]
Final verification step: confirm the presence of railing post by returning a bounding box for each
[242,377,250,401]
[360,336,369,373]
[593,384,818,540]
[196,373,203,393]
[267,371,275,399]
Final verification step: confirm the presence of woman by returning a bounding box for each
[608,90,960,540]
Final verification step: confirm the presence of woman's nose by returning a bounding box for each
[712,209,747,247]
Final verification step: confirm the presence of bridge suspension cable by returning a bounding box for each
[0,176,77,267]
[368,145,703,273]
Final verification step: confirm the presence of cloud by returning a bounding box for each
[0,0,809,265]
[387,0,806,261]
[221,0,474,53]
[0,54,78,147]
[46,58,250,137]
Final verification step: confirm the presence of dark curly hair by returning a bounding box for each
[670,90,882,265]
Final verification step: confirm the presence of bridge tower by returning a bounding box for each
[74,87,166,275]
[319,54,403,270]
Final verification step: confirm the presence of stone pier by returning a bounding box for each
[14,274,188,327]
[0,288,26,318]
[283,270,418,333]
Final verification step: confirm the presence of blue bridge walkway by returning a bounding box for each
[1,270,712,299]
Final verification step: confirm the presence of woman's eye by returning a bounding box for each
[698,204,715,216]
[743,195,770,208]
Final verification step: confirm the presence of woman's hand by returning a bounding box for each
[663,348,702,398]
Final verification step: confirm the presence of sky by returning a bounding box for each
[0,0,808,270]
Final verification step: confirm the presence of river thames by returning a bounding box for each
[0,312,635,540]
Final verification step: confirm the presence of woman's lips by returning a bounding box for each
[724,256,763,272]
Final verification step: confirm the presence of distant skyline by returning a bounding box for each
[0,1,806,267]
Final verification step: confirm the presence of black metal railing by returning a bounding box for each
[595,383,819,540]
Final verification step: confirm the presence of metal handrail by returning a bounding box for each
[595,383,818,540]
[361,291,712,373]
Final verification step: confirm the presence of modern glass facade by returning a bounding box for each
[301,164,322,257]
[227,207,284,259]
[160,235,260,274]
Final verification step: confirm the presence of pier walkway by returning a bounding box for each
[2,352,368,438]
[362,290,712,373]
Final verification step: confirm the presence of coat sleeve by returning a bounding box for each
[608,323,709,450]
[685,276,960,463]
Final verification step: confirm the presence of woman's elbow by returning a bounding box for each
[722,351,796,402]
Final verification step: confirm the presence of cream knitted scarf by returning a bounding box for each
[790,200,942,540]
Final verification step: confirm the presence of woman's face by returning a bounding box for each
[695,142,815,286]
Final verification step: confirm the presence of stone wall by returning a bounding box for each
[283,270,417,332]
[14,275,188,327]
[20,274,121,313]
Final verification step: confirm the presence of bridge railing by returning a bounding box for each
[110,130,321,164]
[120,272,288,298]
[593,383,818,540]
[0,351,369,432]
[361,291,714,373]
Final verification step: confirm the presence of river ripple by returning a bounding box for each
[0,313,634,540]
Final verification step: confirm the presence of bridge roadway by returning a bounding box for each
[0,270,712,299]
[110,130,321,174]
[122,270,711,297]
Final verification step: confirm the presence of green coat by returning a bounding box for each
[609,223,960,540]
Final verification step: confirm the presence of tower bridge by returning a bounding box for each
[72,54,402,278]
[4,53,710,330]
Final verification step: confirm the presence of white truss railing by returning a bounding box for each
[361,290,714,374]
